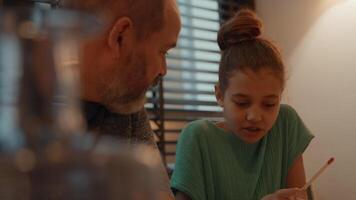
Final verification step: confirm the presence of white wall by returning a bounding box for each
[256,0,356,199]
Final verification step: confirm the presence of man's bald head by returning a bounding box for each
[60,0,165,39]
[68,0,181,114]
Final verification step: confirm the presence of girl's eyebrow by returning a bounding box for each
[232,94,279,98]
[263,95,279,98]
[232,93,249,98]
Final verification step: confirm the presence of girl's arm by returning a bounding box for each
[261,155,308,200]
[287,155,307,188]
[175,191,192,200]
[286,155,308,199]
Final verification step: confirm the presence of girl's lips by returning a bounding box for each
[243,127,263,132]
[241,127,264,139]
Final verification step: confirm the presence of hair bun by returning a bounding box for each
[217,9,262,51]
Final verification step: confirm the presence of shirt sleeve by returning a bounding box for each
[170,122,207,200]
[284,105,315,169]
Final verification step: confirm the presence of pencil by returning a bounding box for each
[301,157,335,190]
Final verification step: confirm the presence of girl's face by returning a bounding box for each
[215,68,283,144]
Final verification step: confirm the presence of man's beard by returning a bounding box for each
[99,51,158,114]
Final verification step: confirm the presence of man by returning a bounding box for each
[61,0,181,199]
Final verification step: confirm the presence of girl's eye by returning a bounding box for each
[234,102,250,107]
[264,103,276,108]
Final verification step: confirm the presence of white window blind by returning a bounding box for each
[160,0,222,113]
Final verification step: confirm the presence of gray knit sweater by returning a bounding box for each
[82,101,173,198]
[83,101,154,143]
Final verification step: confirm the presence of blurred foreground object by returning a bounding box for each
[0,7,162,200]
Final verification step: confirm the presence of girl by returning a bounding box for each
[171,9,314,200]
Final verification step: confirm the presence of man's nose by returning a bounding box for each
[159,62,167,77]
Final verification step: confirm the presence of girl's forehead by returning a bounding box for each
[226,69,283,96]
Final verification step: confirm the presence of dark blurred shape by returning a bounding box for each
[0,7,161,200]
[3,0,34,6]
[0,136,163,200]
[3,0,60,8]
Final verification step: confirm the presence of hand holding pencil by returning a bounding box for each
[261,157,335,200]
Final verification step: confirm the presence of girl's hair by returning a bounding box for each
[217,9,285,92]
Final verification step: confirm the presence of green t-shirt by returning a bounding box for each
[171,104,314,200]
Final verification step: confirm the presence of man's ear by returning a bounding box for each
[215,84,224,107]
[107,17,134,59]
